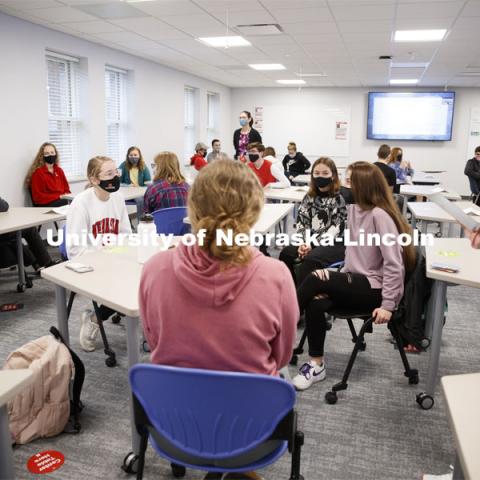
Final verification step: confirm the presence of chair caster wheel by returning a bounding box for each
[112,314,121,324]
[122,452,139,474]
[105,356,117,367]
[289,354,298,366]
[171,463,186,478]
[416,392,434,410]
[17,283,26,293]
[409,374,419,385]
[142,341,150,353]
[325,391,338,404]
[359,342,366,352]
[421,338,430,349]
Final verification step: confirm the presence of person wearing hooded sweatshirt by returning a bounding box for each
[140,160,298,378]
[282,142,311,179]
[190,142,209,171]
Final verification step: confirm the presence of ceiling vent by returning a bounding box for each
[236,24,283,36]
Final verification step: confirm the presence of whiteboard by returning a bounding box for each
[259,104,351,159]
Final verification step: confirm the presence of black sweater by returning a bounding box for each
[282,152,311,176]
[465,158,480,192]
[233,128,262,159]
[0,196,9,213]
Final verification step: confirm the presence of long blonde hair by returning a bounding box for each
[153,152,185,184]
[25,142,59,187]
[350,161,416,272]
[86,156,115,188]
[188,159,264,267]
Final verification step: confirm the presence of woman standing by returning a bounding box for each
[119,146,151,186]
[233,110,262,160]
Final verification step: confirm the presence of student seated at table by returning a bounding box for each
[282,142,311,179]
[340,165,354,205]
[247,142,290,188]
[206,139,226,163]
[373,144,396,192]
[66,156,132,352]
[0,196,57,270]
[190,142,208,171]
[292,161,415,391]
[279,157,347,285]
[464,145,480,206]
[140,159,298,378]
[389,147,414,193]
[25,142,71,207]
[143,152,189,214]
[119,146,151,187]
[263,146,282,168]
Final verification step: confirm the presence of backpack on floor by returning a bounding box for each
[3,326,85,444]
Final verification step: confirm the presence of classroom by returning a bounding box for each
[0,1,479,479]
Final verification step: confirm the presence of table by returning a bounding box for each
[0,208,67,292]
[0,369,34,479]
[264,186,308,203]
[416,239,480,410]
[407,201,480,236]
[291,174,310,185]
[399,185,461,216]
[412,172,441,185]
[442,373,480,480]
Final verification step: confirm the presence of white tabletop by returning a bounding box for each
[291,174,310,185]
[412,172,440,184]
[0,207,67,235]
[264,186,308,203]
[62,185,147,202]
[408,201,480,224]
[400,184,461,201]
[425,238,480,289]
[0,369,33,407]
[442,373,480,480]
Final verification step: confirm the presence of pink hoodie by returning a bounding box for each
[139,243,299,376]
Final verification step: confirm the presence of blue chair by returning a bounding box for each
[151,207,190,235]
[128,364,304,480]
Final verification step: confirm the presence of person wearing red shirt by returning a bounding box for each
[25,143,71,207]
[190,142,208,171]
[246,142,290,188]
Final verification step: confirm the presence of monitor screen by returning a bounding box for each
[367,91,455,141]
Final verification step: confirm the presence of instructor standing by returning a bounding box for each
[233,110,262,160]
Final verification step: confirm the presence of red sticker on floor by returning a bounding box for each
[27,450,64,474]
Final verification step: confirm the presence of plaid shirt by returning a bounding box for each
[143,179,189,214]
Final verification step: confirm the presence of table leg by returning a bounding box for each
[55,285,69,346]
[0,405,15,480]
[15,230,26,292]
[411,213,417,230]
[402,195,407,216]
[447,222,455,238]
[125,316,140,455]
[452,453,465,480]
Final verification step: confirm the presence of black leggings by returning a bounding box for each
[297,271,382,357]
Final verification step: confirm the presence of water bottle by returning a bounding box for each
[137,214,157,264]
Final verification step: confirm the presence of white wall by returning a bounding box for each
[231,87,480,196]
[0,12,231,206]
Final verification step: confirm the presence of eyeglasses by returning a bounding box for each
[99,168,120,179]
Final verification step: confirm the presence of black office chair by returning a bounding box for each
[0,240,35,291]
[467,176,480,206]
[28,188,61,234]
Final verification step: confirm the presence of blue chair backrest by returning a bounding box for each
[129,364,296,460]
[151,207,189,235]
[59,225,68,260]
[468,176,480,195]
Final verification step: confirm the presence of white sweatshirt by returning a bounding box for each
[66,187,132,259]
[262,156,291,189]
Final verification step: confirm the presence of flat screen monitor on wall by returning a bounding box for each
[367,91,455,141]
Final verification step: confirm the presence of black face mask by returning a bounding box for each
[98,175,120,193]
[44,155,57,165]
[314,176,333,189]
[128,156,139,165]
[397,154,403,162]
[248,153,260,162]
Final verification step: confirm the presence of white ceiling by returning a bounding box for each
[1,0,480,87]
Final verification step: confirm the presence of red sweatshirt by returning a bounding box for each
[140,243,298,375]
[190,153,208,171]
[31,165,71,205]
[248,159,276,187]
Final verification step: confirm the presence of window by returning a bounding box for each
[105,66,128,165]
[206,92,220,146]
[184,86,197,163]
[46,52,83,177]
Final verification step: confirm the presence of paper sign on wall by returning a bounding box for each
[254,106,264,133]
[335,121,348,140]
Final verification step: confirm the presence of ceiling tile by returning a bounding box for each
[461,1,480,17]
[271,7,334,24]
[74,3,149,20]
[210,9,275,25]
[337,20,393,33]
[0,0,60,8]
[330,4,395,21]
[192,0,265,13]
[132,0,205,17]
[67,20,123,34]
[93,31,161,49]
[110,16,186,39]
[396,1,464,18]
[23,6,98,23]
[282,21,338,34]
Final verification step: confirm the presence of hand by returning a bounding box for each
[297,244,311,258]
[313,269,330,281]
[372,308,392,324]
[466,228,480,249]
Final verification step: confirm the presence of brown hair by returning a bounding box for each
[188,160,263,267]
[86,156,115,188]
[307,157,341,197]
[377,144,391,160]
[264,147,276,157]
[350,161,416,272]
[25,142,59,187]
[247,142,265,153]
[389,147,403,165]
[475,146,480,154]
[125,146,146,172]
[288,142,297,151]
[240,110,254,128]
[153,152,185,184]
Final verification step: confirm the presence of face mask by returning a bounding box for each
[202,151,207,158]
[128,156,139,165]
[248,153,259,162]
[98,175,120,193]
[44,155,56,165]
[397,154,403,162]
[240,118,248,127]
[314,176,333,189]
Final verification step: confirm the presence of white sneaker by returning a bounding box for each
[292,361,326,391]
[79,309,99,352]
[422,474,453,480]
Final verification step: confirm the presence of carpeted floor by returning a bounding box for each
[0,231,479,480]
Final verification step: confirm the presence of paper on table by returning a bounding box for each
[44,205,69,215]
[464,207,480,217]
[430,193,479,231]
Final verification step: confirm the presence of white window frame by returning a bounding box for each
[206,91,220,147]
[184,86,198,163]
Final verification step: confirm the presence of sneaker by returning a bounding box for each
[422,474,453,480]
[292,361,326,391]
[79,310,99,352]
